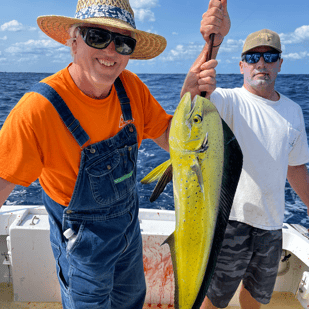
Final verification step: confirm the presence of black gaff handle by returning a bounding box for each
[201,0,222,98]
[200,32,215,98]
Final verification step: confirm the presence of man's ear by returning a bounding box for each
[239,61,244,75]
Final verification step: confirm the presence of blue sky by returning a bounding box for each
[0,0,308,74]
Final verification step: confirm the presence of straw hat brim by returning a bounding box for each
[37,15,167,60]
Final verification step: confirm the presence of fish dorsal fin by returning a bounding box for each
[140,159,173,202]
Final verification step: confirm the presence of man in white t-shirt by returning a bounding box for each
[182,1,309,308]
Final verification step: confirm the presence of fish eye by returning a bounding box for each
[193,115,203,123]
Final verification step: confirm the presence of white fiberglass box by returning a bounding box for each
[8,207,61,302]
[7,207,176,304]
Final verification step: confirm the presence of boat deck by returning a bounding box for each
[0,283,303,308]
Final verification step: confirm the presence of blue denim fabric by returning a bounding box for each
[31,78,146,309]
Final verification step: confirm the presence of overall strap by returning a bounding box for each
[114,77,133,122]
[28,83,90,148]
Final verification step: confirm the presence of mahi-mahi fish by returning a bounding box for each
[141,92,243,309]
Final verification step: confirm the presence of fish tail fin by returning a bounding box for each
[192,119,243,309]
[161,232,174,247]
[162,233,179,309]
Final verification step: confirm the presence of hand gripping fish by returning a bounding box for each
[141,92,243,309]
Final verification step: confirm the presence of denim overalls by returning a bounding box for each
[29,78,146,309]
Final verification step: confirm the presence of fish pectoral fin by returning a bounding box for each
[140,159,173,203]
[191,163,204,194]
[149,164,173,202]
[140,159,172,184]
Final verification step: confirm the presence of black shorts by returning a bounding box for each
[207,220,282,308]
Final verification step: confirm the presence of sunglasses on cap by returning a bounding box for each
[78,27,137,56]
[242,52,281,64]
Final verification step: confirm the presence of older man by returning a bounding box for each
[183,1,309,308]
[0,0,219,308]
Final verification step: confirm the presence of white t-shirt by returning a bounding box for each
[210,87,309,230]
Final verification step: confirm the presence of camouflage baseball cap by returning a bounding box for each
[242,29,282,55]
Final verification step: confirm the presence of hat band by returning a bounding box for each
[75,4,136,29]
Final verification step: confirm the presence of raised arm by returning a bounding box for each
[152,118,172,152]
[181,0,230,99]
[287,164,309,216]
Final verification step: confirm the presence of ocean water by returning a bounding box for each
[1,72,309,228]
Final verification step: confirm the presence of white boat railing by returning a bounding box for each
[0,205,309,307]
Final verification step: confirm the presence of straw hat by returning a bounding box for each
[37,0,167,60]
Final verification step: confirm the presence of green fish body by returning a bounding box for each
[141,92,243,309]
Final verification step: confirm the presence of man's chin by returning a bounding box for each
[252,79,271,87]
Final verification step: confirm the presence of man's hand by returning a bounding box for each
[181,57,217,100]
[181,0,230,100]
[201,0,230,46]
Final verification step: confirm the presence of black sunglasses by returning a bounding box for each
[242,52,281,64]
[78,27,137,56]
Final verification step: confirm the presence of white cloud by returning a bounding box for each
[17,55,39,63]
[280,25,309,44]
[134,9,155,22]
[0,36,7,40]
[141,26,158,34]
[283,51,309,60]
[5,40,63,54]
[161,43,204,62]
[1,20,24,32]
[131,0,159,22]
[5,39,65,54]
[219,39,244,53]
[0,20,36,32]
[4,39,70,64]
[131,0,158,9]
[172,32,178,35]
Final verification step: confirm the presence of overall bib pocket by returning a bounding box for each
[86,144,138,206]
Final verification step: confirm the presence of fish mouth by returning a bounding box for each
[189,95,197,116]
[196,133,209,153]
[191,95,196,110]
